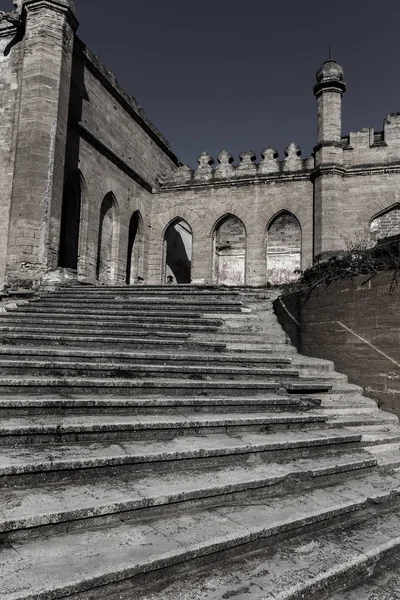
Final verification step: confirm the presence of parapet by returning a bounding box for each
[159,144,315,187]
[342,113,400,169]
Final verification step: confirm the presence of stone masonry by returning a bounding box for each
[0,1,400,288]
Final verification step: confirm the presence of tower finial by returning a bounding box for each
[328,44,331,60]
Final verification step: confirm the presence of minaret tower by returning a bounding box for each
[313,60,346,258]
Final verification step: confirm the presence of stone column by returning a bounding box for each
[5,0,78,289]
[313,60,346,258]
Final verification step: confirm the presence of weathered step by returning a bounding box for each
[127,502,400,600]
[329,552,400,600]
[0,346,294,368]
[0,394,322,417]
[7,306,209,319]
[42,290,243,299]
[0,360,300,381]
[0,412,328,444]
[0,324,192,338]
[2,469,400,600]
[2,312,223,327]
[0,332,227,350]
[0,376,332,396]
[0,429,363,478]
[0,322,221,334]
[28,298,244,311]
[0,450,377,541]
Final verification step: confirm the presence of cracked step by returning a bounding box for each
[0,450,378,541]
[3,469,400,600]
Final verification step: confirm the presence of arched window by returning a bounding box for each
[163,218,193,284]
[96,193,118,284]
[59,171,82,270]
[213,215,246,285]
[126,211,144,284]
[266,211,301,285]
[370,204,400,245]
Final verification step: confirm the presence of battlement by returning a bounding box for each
[342,113,400,168]
[159,143,314,188]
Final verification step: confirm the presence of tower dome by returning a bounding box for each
[316,60,344,84]
[314,60,346,96]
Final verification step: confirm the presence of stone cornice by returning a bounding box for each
[22,0,78,30]
[344,163,400,178]
[76,40,181,168]
[157,171,313,193]
[0,21,18,37]
[313,80,346,97]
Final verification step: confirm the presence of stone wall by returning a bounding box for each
[275,272,400,417]
[152,149,314,285]
[61,40,180,284]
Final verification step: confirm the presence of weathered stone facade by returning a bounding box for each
[1,0,400,288]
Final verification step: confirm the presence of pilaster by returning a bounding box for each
[5,0,78,288]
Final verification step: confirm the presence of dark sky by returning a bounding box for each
[3,0,400,166]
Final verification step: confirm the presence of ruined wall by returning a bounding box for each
[62,41,179,284]
[276,273,400,417]
[151,146,314,285]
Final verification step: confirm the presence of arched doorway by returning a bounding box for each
[266,211,301,285]
[96,193,118,284]
[59,172,82,270]
[370,204,400,245]
[126,211,144,284]
[213,215,246,285]
[163,218,193,283]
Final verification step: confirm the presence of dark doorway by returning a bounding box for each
[59,172,82,269]
[126,211,144,284]
[163,218,193,283]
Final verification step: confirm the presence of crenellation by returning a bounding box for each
[237,151,257,175]
[194,152,214,181]
[282,142,303,172]
[215,150,235,179]
[259,147,280,174]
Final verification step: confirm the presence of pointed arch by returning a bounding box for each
[163,217,193,284]
[370,203,400,245]
[212,214,246,285]
[126,210,144,284]
[266,210,302,285]
[59,170,85,270]
[96,192,119,284]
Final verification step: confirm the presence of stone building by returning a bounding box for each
[1,0,400,289]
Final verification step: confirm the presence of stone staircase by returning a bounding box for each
[1,285,400,599]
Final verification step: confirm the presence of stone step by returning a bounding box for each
[0,450,377,542]
[2,469,400,600]
[0,411,329,444]
[0,332,227,350]
[3,312,223,326]
[0,321,222,334]
[0,346,294,367]
[329,557,400,600]
[0,429,363,479]
[127,503,400,600]
[7,306,209,319]
[0,360,301,380]
[0,376,333,396]
[0,394,322,416]
[42,290,244,300]
[29,298,244,310]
